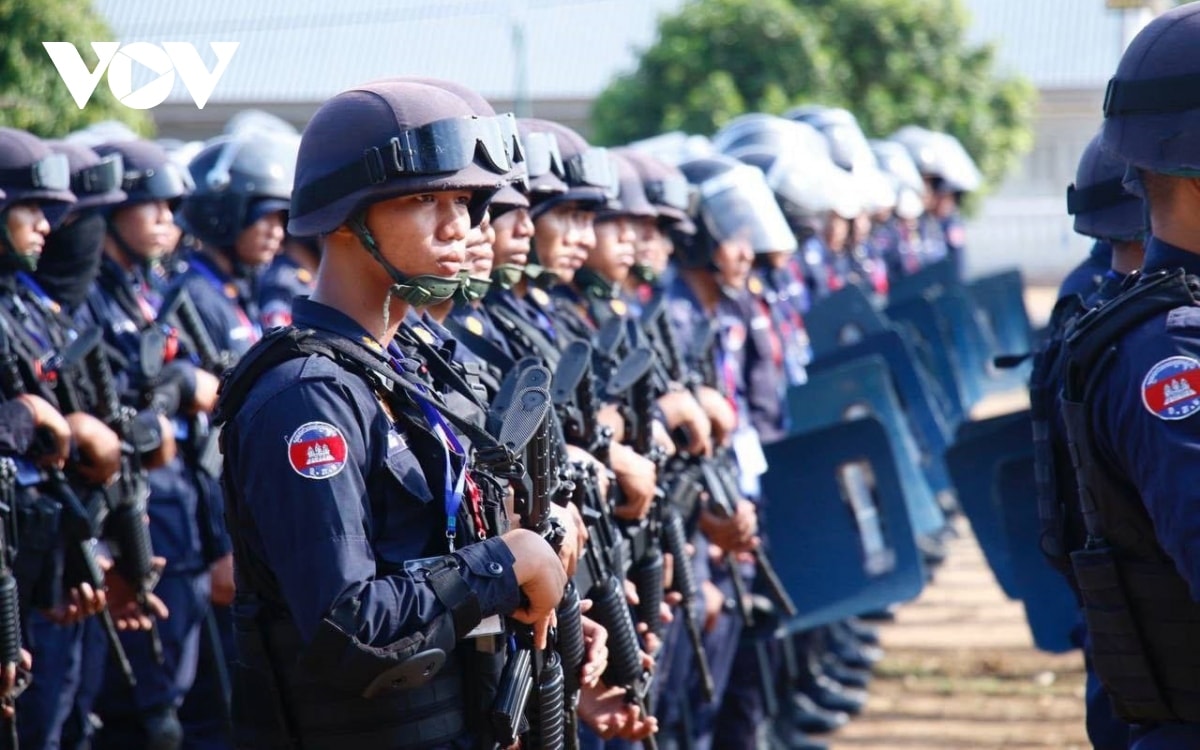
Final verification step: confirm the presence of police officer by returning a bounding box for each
[214,79,569,749]
[1059,5,1200,748]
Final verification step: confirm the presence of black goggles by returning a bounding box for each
[0,153,70,192]
[565,147,617,193]
[525,131,565,180]
[645,176,690,211]
[73,153,123,196]
[123,162,193,201]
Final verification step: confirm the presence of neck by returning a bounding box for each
[1111,239,1146,276]
[427,298,454,323]
[203,246,234,277]
[103,239,135,272]
[310,259,408,345]
[513,276,529,299]
[1150,187,1200,253]
[681,267,719,312]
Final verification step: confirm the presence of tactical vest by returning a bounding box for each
[215,327,508,750]
[1030,293,1087,586]
[1060,268,1200,724]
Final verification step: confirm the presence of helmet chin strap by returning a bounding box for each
[453,271,492,304]
[490,263,525,290]
[105,218,155,272]
[347,212,464,317]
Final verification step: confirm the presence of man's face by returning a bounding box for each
[234,211,285,268]
[533,202,595,285]
[633,217,673,276]
[362,190,471,281]
[465,211,496,279]
[3,202,50,267]
[110,200,176,261]
[587,216,636,285]
[712,236,754,291]
[492,207,533,269]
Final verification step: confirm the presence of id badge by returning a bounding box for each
[732,425,768,479]
[402,556,504,639]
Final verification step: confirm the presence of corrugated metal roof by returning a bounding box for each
[963,0,1130,89]
[91,0,1129,106]
[92,0,686,103]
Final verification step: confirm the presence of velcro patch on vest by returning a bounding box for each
[1141,356,1200,420]
[288,421,349,479]
[1166,307,1200,331]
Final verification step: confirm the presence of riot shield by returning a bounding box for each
[886,294,971,423]
[944,410,1031,598]
[969,269,1035,392]
[787,355,946,538]
[805,284,889,355]
[807,330,954,497]
[761,417,924,634]
[995,452,1080,653]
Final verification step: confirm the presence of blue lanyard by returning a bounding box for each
[387,344,467,551]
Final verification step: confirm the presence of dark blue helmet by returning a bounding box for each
[0,127,76,214]
[46,140,127,216]
[289,80,510,236]
[616,147,695,234]
[181,132,296,248]
[519,118,616,219]
[1068,131,1146,243]
[1101,3,1200,175]
[598,151,657,221]
[94,139,192,209]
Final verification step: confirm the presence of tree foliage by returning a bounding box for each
[0,0,151,137]
[591,0,1036,189]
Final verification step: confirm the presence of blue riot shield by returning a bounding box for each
[807,330,954,496]
[887,259,959,304]
[969,269,1035,392]
[762,417,925,634]
[787,355,946,538]
[804,284,889,355]
[944,410,1031,598]
[886,294,972,422]
[994,451,1080,653]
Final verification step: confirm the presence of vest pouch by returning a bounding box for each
[1071,544,1176,723]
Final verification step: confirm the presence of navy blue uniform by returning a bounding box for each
[258,253,314,331]
[221,298,520,748]
[1058,241,1113,302]
[1077,239,1200,749]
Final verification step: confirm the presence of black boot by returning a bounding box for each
[821,652,872,690]
[779,690,849,735]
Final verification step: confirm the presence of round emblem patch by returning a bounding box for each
[1141,356,1200,420]
[465,316,485,336]
[287,421,349,479]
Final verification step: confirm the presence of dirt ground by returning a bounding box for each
[825,286,1091,749]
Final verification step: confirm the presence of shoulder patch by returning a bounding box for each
[1141,356,1200,420]
[465,315,485,336]
[288,421,349,479]
[1166,306,1200,331]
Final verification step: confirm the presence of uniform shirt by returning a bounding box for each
[1086,238,1200,600]
[740,280,787,444]
[0,400,34,456]
[167,252,261,363]
[259,253,315,331]
[757,266,812,388]
[225,297,520,647]
[1058,241,1113,302]
[79,258,218,575]
[445,303,515,368]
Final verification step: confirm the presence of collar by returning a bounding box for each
[1141,236,1200,277]
[291,297,387,354]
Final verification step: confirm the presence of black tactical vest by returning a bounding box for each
[1060,268,1200,724]
[215,327,505,750]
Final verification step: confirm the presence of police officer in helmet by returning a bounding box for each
[1060,5,1200,748]
[214,80,567,749]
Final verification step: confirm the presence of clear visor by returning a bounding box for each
[1,153,72,192]
[73,153,123,195]
[525,131,565,180]
[565,147,618,195]
[766,152,836,216]
[390,115,515,175]
[645,175,690,211]
[698,165,797,253]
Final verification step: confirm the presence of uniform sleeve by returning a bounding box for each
[0,400,35,456]
[233,372,519,647]
[1097,324,1200,600]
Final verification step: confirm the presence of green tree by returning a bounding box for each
[0,0,151,137]
[591,0,1035,190]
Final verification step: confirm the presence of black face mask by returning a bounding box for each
[35,211,106,311]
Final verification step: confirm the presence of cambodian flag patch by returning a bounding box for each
[1141,356,1200,421]
[287,421,349,479]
